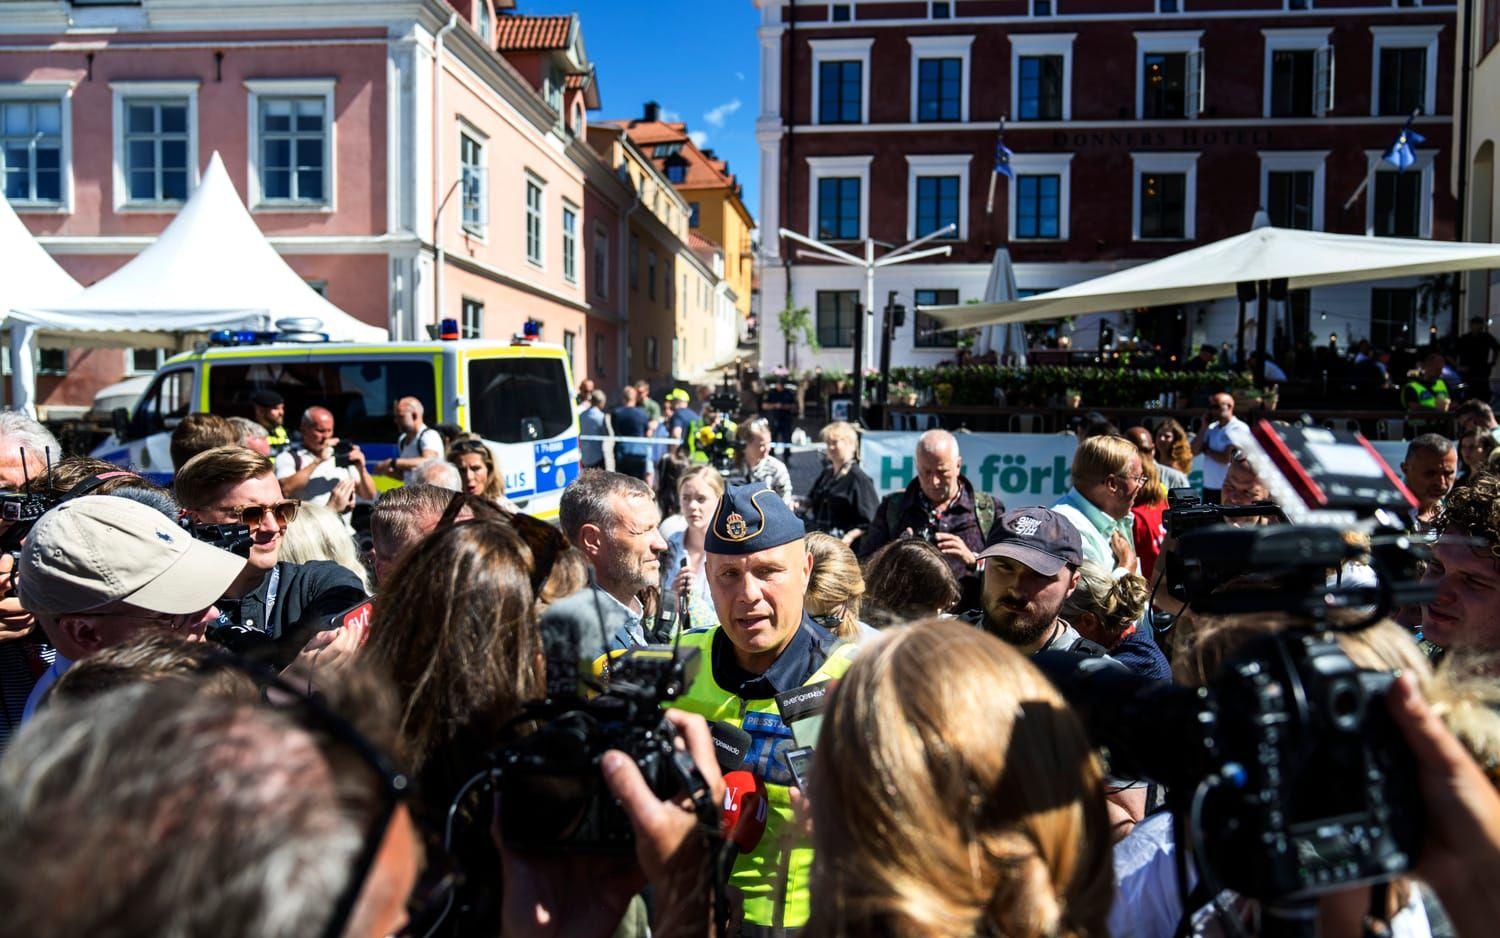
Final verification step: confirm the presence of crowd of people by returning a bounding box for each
[2,370,1500,938]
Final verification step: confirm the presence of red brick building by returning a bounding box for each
[755,0,1459,370]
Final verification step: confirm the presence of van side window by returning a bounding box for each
[127,369,194,440]
[468,358,572,443]
[207,360,436,443]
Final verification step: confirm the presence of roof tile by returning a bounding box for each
[494,14,572,51]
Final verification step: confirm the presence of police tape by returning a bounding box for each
[577,434,828,453]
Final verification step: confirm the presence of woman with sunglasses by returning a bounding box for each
[446,436,517,510]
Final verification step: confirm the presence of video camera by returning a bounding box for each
[491,643,716,854]
[1039,418,1430,931]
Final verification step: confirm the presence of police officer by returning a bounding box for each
[686,400,737,468]
[250,389,291,457]
[672,483,857,936]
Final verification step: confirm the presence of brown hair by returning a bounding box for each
[446,437,503,500]
[806,619,1112,938]
[362,519,543,779]
[169,413,240,471]
[860,538,961,627]
[804,532,864,639]
[1436,471,1500,562]
[20,456,145,500]
[1155,418,1194,475]
[45,632,258,706]
[173,446,275,509]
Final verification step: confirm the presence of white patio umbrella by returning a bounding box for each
[921,226,1500,329]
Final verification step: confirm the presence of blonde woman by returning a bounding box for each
[806,619,1113,938]
[801,421,879,544]
[1060,561,1150,654]
[735,416,794,506]
[659,464,725,633]
[804,532,872,640]
[277,500,371,592]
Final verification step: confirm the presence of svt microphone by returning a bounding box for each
[720,769,769,854]
[710,721,752,774]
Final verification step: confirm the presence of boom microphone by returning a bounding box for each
[710,721,752,773]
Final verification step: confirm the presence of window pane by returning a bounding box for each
[127,139,156,172]
[161,139,187,171]
[159,104,187,134]
[295,138,322,169]
[263,168,291,199]
[33,102,60,135]
[1270,49,1315,117]
[1140,172,1187,238]
[33,169,60,202]
[914,289,960,347]
[3,104,29,136]
[127,104,155,134]
[261,100,292,132]
[1143,52,1187,118]
[34,146,59,172]
[296,168,323,201]
[263,138,291,171]
[128,169,156,200]
[161,169,188,201]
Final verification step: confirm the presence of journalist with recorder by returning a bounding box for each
[671,481,857,935]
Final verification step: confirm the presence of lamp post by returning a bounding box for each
[778,224,955,425]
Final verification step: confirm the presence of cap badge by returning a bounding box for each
[1014,517,1042,537]
[725,512,748,539]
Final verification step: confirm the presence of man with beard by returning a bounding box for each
[976,507,1109,658]
[559,469,669,648]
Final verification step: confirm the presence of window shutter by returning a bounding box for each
[1186,49,1205,116]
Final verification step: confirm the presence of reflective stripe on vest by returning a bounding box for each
[670,627,857,931]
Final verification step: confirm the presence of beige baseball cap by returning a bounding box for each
[19,495,246,616]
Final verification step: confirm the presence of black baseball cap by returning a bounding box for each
[250,389,284,408]
[977,507,1084,577]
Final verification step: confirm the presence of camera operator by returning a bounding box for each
[274,406,377,514]
[685,398,737,468]
[176,446,367,665]
[858,430,998,603]
[559,470,669,648]
[670,481,859,935]
[15,495,244,720]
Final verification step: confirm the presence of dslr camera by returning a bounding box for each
[491,644,716,853]
[1040,418,1430,918]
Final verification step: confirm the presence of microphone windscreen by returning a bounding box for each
[710,721,752,773]
[536,586,628,696]
[720,770,769,853]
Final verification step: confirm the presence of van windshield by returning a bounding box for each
[208,360,436,443]
[468,357,573,443]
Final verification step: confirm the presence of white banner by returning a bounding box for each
[860,432,1412,510]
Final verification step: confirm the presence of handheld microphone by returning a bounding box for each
[709,721,752,773]
[720,769,769,853]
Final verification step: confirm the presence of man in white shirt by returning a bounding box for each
[374,396,443,480]
[274,407,377,512]
[1190,392,1248,501]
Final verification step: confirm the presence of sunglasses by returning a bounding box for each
[435,493,567,594]
[214,500,300,527]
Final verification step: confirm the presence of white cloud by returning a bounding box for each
[688,130,709,148]
[703,98,742,128]
[660,109,682,122]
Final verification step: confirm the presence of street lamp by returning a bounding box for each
[778,224,955,424]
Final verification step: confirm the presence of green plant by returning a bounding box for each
[778,303,818,370]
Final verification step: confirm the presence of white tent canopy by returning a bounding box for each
[7,151,386,414]
[922,226,1500,329]
[0,189,82,314]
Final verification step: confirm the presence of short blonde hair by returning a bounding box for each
[677,464,725,499]
[1071,435,1138,487]
[278,501,371,592]
[819,421,859,448]
[174,446,274,509]
[804,532,864,639]
[807,620,1112,937]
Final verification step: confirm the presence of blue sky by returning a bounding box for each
[521,0,763,222]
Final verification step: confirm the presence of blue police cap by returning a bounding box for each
[705,482,806,554]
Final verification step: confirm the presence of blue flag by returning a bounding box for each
[1382,120,1425,173]
[994,124,1014,179]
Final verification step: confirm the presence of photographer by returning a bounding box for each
[274,406,377,513]
[1191,393,1247,502]
[671,482,859,935]
[176,446,368,665]
[686,399,737,468]
[16,495,244,720]
[858,429,998,596]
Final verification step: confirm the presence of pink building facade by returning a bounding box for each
[0,0,632,414]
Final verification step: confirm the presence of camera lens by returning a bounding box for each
[1326,679,1363,732]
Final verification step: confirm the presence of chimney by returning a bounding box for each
[643,101,660,121]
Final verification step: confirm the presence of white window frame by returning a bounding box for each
[905,153,972,241]
[809,38,874,126]
[593,224,609,297]
[809,154,872,242]
[460,297,484,339]
[524,171,545,268]
[124,348,165,376]
[562,200,579,284]
[1261,28,1335,119]
[1007,152,1073,242]
[245,78,336,212]
[1010,33,1076,122]
[1370,25,1441,118]
[459,122,487,238]
[1134,31,1205,120]
[1363,148,1435,238]
[0,82,75,213]
[110,81,199,211]
[908,34,974,124]
[1131,151,1200,241]
[1258,150,1328,231]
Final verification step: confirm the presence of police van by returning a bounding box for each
[91,330,580,518]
